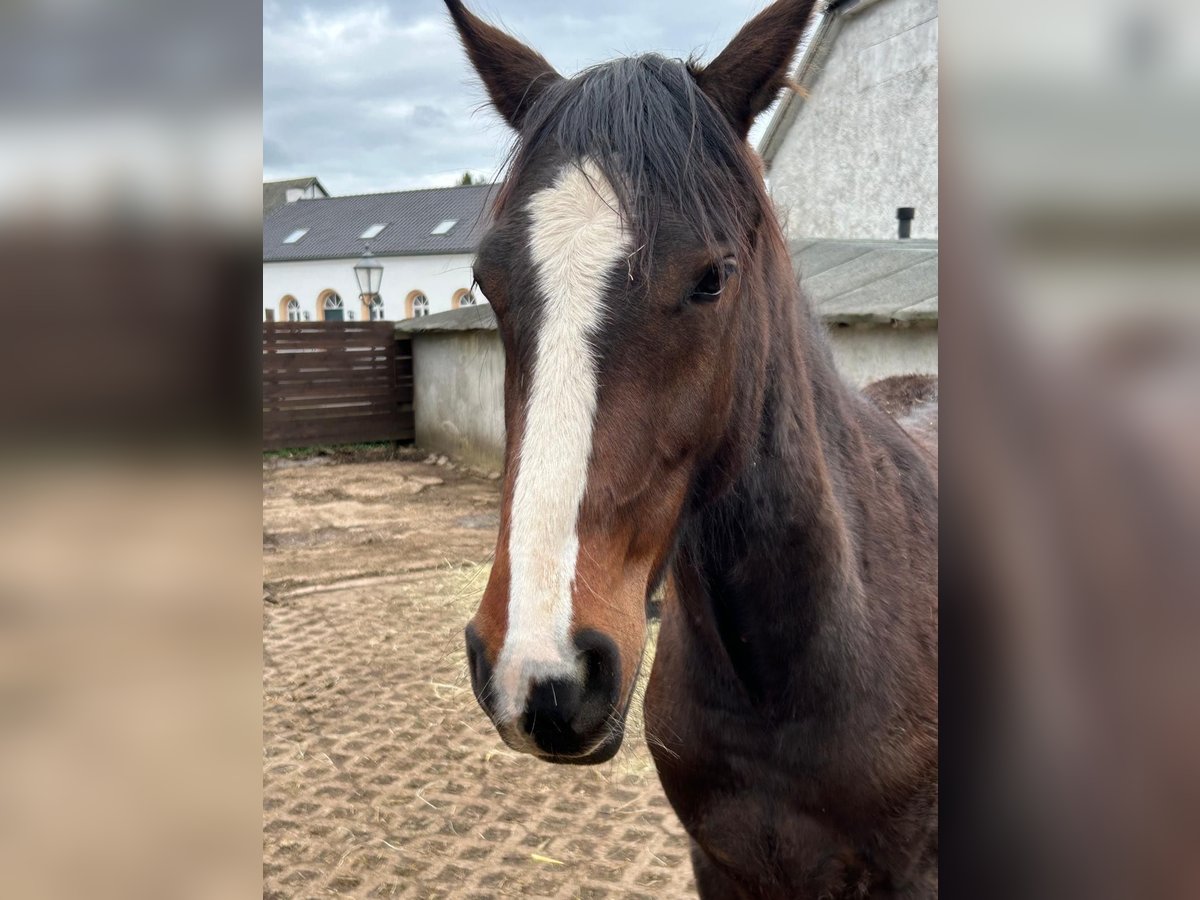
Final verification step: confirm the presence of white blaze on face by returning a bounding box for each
[494,159,631,722]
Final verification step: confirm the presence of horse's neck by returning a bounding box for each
[676,254,924,707]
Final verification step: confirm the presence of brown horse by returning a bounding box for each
[446,0,938,895]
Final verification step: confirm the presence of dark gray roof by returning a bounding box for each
[263,183,497,262]
[398,239,938,332]
[263,177,328,216]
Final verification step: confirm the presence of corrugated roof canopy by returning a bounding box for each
[792,239,938,325]
[263,183,497,262]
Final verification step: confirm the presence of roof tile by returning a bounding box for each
[263,183,497,261]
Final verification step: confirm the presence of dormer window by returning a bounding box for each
[360,223,388,239]
[430,220,458,235]
[282,228,308,244]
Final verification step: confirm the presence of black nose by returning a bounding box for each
[464,623,494,717]
[522,629,621,757]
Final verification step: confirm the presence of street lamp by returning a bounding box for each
[353,245,384,318]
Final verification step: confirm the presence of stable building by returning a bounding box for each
[758,0,938,384]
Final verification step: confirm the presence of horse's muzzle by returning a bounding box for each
[464,624,626,764]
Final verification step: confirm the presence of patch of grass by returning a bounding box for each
[264,441,395,459]
[264,442,431,466]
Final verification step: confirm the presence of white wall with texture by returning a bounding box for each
[768,0,938,241]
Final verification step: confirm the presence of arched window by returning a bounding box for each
[277,295,300,321]
[360,294,386,321]
[405,290,429,319]
[318,291,344,322]
[452,288,477,309]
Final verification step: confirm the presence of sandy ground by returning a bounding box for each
[263,453,695,898]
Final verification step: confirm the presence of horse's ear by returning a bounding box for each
[444,0,562,130]
[694,0,821,139]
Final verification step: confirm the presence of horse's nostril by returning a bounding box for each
[464,624,493,714]
[575,629,622,718]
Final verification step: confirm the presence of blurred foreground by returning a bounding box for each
[943,0,1200,895]
[0,1,264,898]
[0,0,1196,897]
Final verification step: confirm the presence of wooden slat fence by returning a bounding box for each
[263,321,414,450]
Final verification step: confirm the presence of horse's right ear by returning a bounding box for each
[444,0,562,130]
[693,0,821,140]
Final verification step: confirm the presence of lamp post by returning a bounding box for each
[353,245,384,319]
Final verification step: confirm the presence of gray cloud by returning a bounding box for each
[264,0,781,194]
[263,137,292,168]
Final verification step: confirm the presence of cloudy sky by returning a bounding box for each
[264,0,783,195]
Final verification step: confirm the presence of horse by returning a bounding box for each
[445,0,938,895]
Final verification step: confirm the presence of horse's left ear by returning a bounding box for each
[693,0,822,139]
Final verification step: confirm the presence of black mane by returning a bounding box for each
[495,54,768,277]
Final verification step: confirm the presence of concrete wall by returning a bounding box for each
[263,253,486,322]
[826,323,938,387]
[404,316,934,469]
[767,0,938,240]
[411,329,505,470]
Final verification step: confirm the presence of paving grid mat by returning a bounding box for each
[263,458,696,898]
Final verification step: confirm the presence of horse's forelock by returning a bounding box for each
[492,54,771,277]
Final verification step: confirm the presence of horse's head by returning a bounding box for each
[447,0,819,763]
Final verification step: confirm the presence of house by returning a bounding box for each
[263,176,329,217]
[262,183,495,323]
[758,0,938,385]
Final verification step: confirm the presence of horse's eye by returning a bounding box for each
[690,257,737,303]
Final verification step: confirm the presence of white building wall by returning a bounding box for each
[284,183,325,203]
[826,324,938,387]
[262,253,485,322]
[767,0,938,240]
